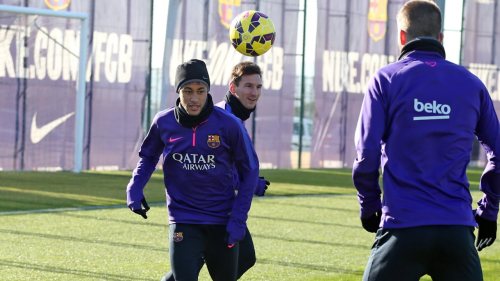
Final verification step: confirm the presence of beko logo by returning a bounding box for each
[413,98,451,121]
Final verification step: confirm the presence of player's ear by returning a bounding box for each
[399,29,407,46]
[437,32,443,44]
[229,81,236,94]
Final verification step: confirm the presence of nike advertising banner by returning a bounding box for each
[311,0,402,168]
[0,0,151,170]
[163,0,300,168]
[9,0,498,172]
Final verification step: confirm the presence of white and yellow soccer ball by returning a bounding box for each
[229,10,276,56]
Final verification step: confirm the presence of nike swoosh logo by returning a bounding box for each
[168,137,183,143]
[30,112,75,144]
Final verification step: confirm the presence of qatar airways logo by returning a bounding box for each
[413,98,451,121]
[172,153,216,171]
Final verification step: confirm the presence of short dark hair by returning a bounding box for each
[230,61,262,86]
[397,0,442,41]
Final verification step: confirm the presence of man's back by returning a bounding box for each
[355,2,498,280]
[358,48,498,229]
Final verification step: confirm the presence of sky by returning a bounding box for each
[152,0,169,68]
[442,0,464,64]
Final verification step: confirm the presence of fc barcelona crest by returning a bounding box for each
[368,0,388,42]
[207,135,221,149]
[173,232,183,242]
[218,0,241,29]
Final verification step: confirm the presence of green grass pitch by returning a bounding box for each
[0,169,498,280]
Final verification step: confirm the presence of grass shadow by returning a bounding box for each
[257,257,364,275]
[0,228,167,252]
[54,212,168,228]
[256,197,358,213]
[254,233,368,250]
[0,259,153,281]
[251,214,357,228]
[260,169,354,188]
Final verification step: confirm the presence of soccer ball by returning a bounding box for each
[229,10,276,56]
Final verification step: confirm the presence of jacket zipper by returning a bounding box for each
[192,128,196,146]
[192,120,208,147]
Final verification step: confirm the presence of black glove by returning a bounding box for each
[255,176,270,196]
[475,214,497,251]
[131,198,150,219]
[361,211,381,233]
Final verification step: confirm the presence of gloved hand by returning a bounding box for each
[361,210,381,233]
[255,176,270,196]
[475,214,497,251]
[226,221,246,246]
[130,198,150,219]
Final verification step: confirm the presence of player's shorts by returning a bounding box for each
[169,223,239,281]
[237,227,257,278]
[363,225,483,281]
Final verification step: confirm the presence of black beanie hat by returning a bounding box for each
[175,59,210,93]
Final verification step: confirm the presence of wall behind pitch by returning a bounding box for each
[311,0,402,168]
[0,0,152,171]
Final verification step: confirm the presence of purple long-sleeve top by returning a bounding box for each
[126,106,259,242]
[353,50,500,229]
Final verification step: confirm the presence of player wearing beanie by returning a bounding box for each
[126,59,259,281]
[161,61,270,281]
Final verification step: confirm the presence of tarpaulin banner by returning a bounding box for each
[0,0,151,170]
[311,0,402,168]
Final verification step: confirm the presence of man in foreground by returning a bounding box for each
[352,1,499,280]
[161,61,270,280]
[127,59,259,281]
